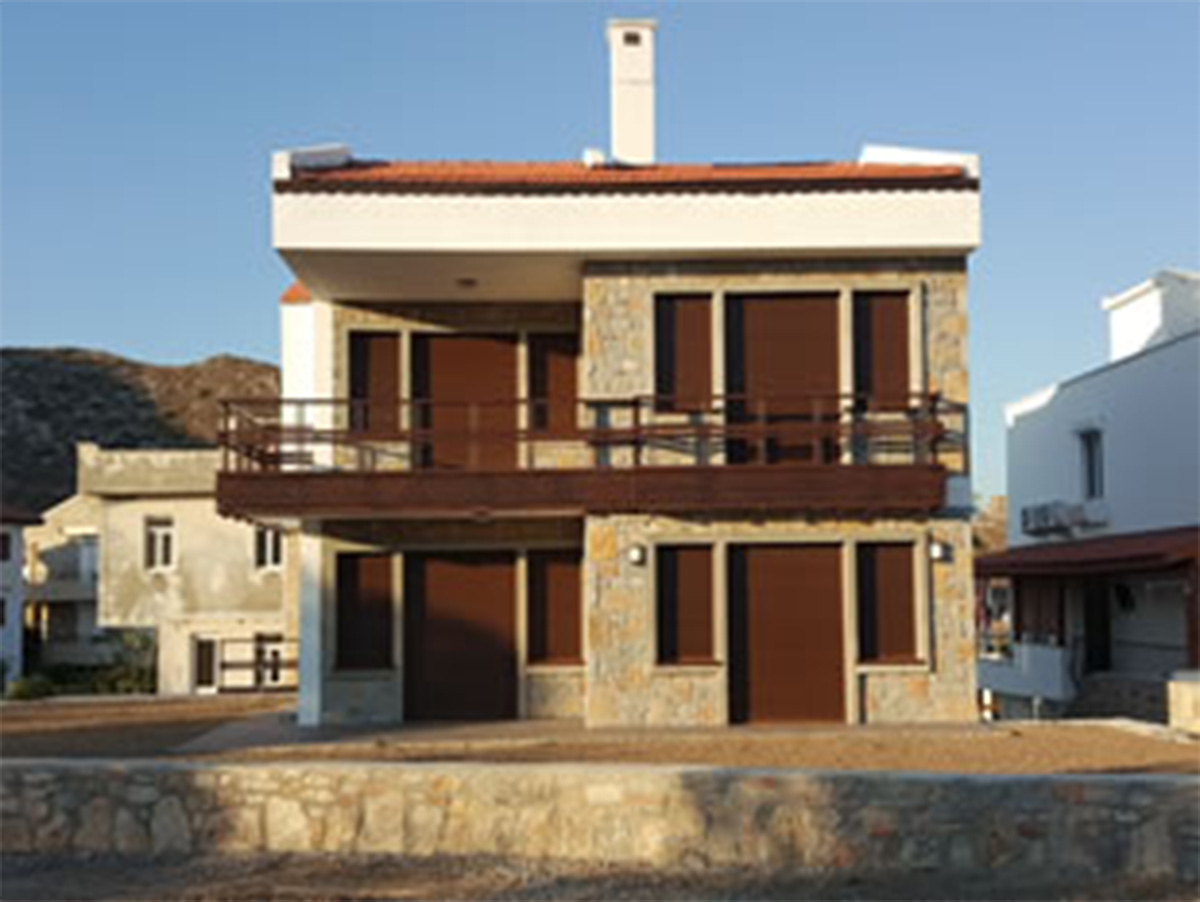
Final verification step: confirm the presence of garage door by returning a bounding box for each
[403,551,517,721]
[728,544,846,723]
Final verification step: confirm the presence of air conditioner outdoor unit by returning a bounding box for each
[1021,501,1078,536]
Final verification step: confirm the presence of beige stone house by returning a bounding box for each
[29,443,296,694]
[218,20,982,726]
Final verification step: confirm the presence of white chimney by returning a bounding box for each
[607,19,656,165]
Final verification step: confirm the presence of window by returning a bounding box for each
[527,550,582,664]
[1080,429,1104,500]
[528,334,579,436]
[254,526,284,569]
[857,543,919,663]
[336,554,393,670]
[0,532,10,562]
[656,545,714,664]
[0,597,6,628]
[144,518,174,571]
[852,291,910,411]
[655,295,712,412]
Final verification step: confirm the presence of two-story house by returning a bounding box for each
[218,20,983,726]
[27,443,298,694]
[978,270,1200,722]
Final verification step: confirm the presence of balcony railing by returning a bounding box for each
[218,393,967,475]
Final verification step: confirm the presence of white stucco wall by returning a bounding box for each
[1103,270,1200,363]
[1006,330,1200,547]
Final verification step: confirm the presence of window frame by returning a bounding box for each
[254,526,284,571]
[1079,428,1105,501]
[654,543,718,667]
[143,517,176,572]
[855,541,923,666]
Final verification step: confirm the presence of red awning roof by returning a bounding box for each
[977,526,1200,578]
[280,281,311,304]
[276,160,977,195]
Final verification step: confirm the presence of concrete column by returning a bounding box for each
[297,525,325,726]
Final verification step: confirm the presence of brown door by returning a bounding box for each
[404,551,517,720]
[728,544,845,723]
[412,334,518,470]
[725,294,841,464]
[349,332,400,435]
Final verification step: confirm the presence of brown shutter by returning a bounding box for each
[527,549,582,664]
[528,334,579,437]
[412,334,518,470]
[655,295,712,412]
[349,332,400,435]
[656,545,714,664]
[853,292,910,411]
[857,543,917,662]
[336,553,393,670]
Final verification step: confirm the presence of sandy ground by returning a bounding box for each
[0,695,290,758]
[210,721,1200,775]
[2,696,1198,775]
[2,853,1197,902]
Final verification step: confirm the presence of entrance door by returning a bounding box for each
[194,638,217,693]
[404,551,517,720]
[412,335,518,470]
[725,294,841,464]
[349,332,400,436]
[728,544,845,723]
[1084,578,1112,672]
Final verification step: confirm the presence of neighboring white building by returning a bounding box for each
[979,270,1200,722]
[27,444,298,695]
[1,506,40,686]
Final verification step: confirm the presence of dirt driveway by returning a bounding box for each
[0,695,289,758]
[3,853,1197,902]
[3,695,1198,775]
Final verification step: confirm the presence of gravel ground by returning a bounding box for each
[0,695,290,759]
[3,854,1197,902]
[207,722,1200,776]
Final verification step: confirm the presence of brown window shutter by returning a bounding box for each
[527,549,582,664]
[656,545,714,664]
[857,543,917,663]
[349,332,400,435]
[336,553,394,670]
[528,334,579,437]
[655,295,712,412]
[853,292,910,411]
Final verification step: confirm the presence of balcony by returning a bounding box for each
[216,393,966,521]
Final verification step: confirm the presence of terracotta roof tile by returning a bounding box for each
[280,281,311,304]
[976,526,1200,578]
[277,160,975,195]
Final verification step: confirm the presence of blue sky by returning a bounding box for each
[1,2,1197,498]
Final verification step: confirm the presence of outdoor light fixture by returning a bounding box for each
[928,540,954,563]
[627,544,647,566]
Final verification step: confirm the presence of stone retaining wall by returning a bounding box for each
[3,760,1197,880]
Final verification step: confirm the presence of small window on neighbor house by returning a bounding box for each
[144,518,174,571]
[1080,429,1104,500]
[857,543,919,663]
[656,545,714,664]
[0,597,6,628]
[254,526,284,570]
[0,533,10,562]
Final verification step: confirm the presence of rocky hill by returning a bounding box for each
[0,348,279,513]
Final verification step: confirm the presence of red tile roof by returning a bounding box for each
[276,160,976,195]
[280,281,311,304]
[976,526,1200,578]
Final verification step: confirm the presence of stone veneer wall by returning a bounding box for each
[3,760,1196,881]
[585,514,977,727]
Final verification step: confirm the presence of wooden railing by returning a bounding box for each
[218,393,968,475]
